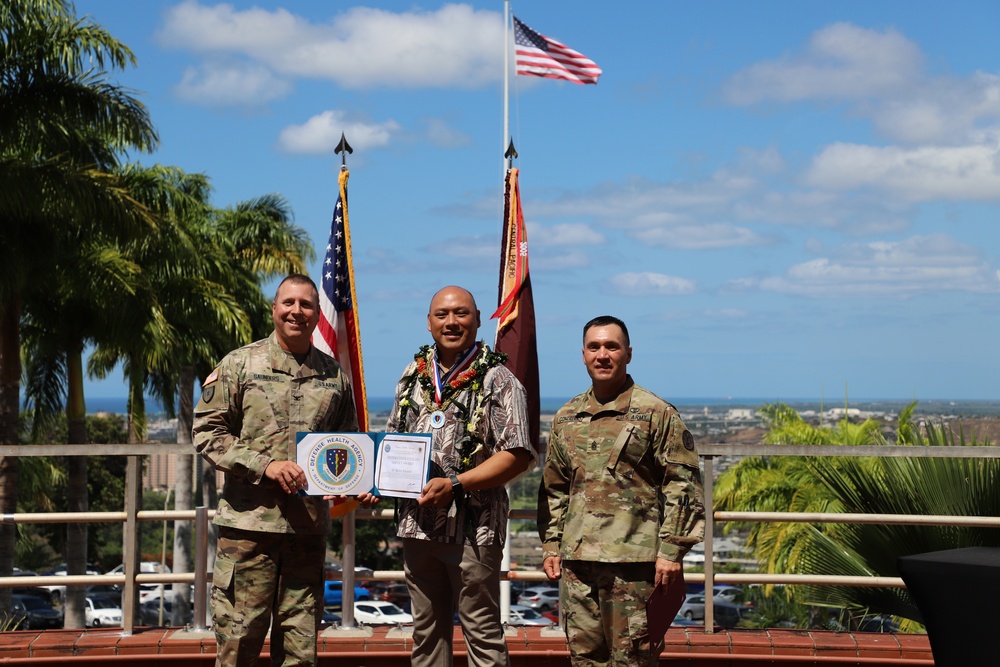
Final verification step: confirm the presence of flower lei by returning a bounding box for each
[396,343,507,472]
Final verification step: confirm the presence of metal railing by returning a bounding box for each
[2,442,1000,634]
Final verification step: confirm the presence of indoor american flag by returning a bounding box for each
[312,168,368,432]
[512,15,602,85]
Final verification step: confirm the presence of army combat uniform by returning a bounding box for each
[538,376,705,667]
[193,332,358,667]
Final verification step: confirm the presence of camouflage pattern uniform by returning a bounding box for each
[389,342,535,667]
[538,376,705,667]
[194,332,358,667]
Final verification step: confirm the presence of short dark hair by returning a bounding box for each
[273,274,318,302]
[583,315,630,346]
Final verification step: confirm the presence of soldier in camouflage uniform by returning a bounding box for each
[538,315,705,667]
[359,285,535,667]
[193,274,358,667]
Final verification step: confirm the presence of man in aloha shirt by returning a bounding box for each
[360,285,535,667]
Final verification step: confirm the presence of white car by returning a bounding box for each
[508,604,554,626]
[85,596,123,628]
[352,601,413,625]
[106,562,172,576]
[40,566,101,603]
[105,562,175,604]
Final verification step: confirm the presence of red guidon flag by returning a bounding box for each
[312,168,367,517]
[492,167,541,453]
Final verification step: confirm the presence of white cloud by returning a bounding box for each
[730,234,1000,297]
[804,142,1000,201]
[632,224,764,250]
[157,1,502,100]
[526,152,907,239]
[527,222,604,246]
[723,22,1000,148]
[723,22,922,105]
[174,63,292,106]
[437,236,498,261]
[277,110,400,154]
[611,272,697,296]
[422,118,472,148]
[532,249,592,271]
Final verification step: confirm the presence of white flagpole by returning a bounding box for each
[503,0,510,169]
[500,0,513,627]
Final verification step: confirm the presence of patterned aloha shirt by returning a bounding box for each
[388,343,535,546]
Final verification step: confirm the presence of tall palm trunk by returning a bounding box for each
[0,297,22,609]
[170,365,194,625]
[64,344,89,628]
[127,358,146,445]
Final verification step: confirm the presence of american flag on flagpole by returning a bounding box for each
[312,167,368,432]
[513,15,602,85]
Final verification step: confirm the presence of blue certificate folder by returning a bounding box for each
[295,431,433,500]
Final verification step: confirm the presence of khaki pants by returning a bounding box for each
[211,527,326,667]
[403,538,510,667]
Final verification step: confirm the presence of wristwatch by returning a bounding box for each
[449,474,464,497]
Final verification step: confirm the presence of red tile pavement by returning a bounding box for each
[0,626,934,665]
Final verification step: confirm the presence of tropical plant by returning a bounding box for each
[0,0,156,617]
[715,402,997,628]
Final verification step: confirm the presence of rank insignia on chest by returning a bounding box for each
[590,441,598,451]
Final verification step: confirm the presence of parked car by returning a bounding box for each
[370,583,410,608]
[508,604,554,626]
[138,598,192,627]
[38,564,101,603]
[138,583,175,604]
[712,600,744,629]
[678,594,742,629]
[352,601,413,625]
[86,584,122,609]
[6,594,63,630]
[106,561,172,576]
[541,605,560,624]
[678,593,706,621]
[712,584,755,615]
[516,587,560,612]
[105,562,174,604]
[321,609,342,628]
[671,613,700,627]
[85,596,123,628]
[12,585,54,605]
[323,580,372,607]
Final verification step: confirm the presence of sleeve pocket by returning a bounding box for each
[212,555,235,590]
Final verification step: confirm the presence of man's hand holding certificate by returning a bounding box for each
[295,431,432,499]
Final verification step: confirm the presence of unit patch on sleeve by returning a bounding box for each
[682,430,695,451]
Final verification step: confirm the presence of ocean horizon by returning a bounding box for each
[85,395,999,417]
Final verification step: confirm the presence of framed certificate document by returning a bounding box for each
[296,431,433,500]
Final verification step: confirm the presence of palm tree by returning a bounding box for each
[87,173,312,623]
[0,0,157,609]
[715,403,998,628]
[168,192,311,624]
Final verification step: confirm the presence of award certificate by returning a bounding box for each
[373,433,433,500]
[296,431,433,499]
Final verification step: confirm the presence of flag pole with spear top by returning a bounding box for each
[312,131,367,629]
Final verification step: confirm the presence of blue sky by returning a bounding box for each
[75,0,1000,402]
